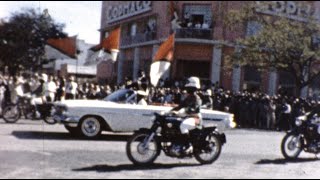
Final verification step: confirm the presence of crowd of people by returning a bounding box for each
[0,71,318,131]
[145,79,318,131]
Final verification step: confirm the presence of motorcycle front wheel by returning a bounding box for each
[281,132,303,160]
[126,132,160,165]
[2,105,21,123]
[194,133,222,164]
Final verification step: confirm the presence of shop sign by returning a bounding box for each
[255,1,320,22]
[107,1,152,23]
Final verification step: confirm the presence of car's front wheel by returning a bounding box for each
[79,116,102,138]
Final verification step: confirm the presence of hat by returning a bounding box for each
[205,89,212,96]
[185,77,201,89]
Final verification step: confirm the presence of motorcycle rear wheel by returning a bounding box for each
[281,132,303,160]
[126,132,160,165]
[194,133,222,164]
[2,105,21,123]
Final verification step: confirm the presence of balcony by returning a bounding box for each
[121,32,156,46]
[175,28,213,39]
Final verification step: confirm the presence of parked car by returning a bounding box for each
[53,89,236,138]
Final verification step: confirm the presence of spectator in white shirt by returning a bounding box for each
[65,76,78,100]
[202,21,209,29]
[45,75,57,102]
[195,21,201,28]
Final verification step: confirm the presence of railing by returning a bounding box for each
[175,28,213,39]
[121,32,156,46]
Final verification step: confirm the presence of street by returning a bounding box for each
[0,119,319,179]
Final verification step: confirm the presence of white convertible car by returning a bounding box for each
[53,89,236,138]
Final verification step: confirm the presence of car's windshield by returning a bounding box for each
[104,89,135,103]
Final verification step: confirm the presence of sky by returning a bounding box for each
[0,1,102,45]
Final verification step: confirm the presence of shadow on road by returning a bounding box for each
[255,158,319,165]
[0,121,41,125]
[73,163,201,172]
[11,131,131,141]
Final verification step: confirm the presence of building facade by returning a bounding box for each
[98,1,320,97]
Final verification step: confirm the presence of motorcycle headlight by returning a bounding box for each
[54,105,68,115]
[295,119,303,127]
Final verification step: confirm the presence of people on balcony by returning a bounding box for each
[202,21,209,29]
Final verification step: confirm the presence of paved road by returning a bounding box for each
[0,119,319,179]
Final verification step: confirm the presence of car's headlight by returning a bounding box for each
[230,121,237,128]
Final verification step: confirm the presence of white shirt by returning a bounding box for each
[15,84,24,97]
[202,23,209,29]
[46,81,57,95]
[66,81,78,95]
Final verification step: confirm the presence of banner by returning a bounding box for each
[149,33,175,86]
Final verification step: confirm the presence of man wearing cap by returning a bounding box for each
[45,75,57,102]
[169,76,202,154]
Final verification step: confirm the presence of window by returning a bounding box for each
[244,66,261,82]
[278,71,295,86]
[130,23,137,37]
[145,17,156,40]
[147,18,156,32]
[183,5,212,29]
[104,32,109,38]
[243,66,261,92]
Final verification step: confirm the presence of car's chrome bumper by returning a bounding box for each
[53,114,80,124]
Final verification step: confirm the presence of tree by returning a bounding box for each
[0,8,67,75]
[224,2,320,96]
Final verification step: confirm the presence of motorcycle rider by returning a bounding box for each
[169,76,202,154]
[307,102,320,136]
[31,73,47,118]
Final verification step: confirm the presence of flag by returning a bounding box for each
[150,33,175,87]
[47,36,77,58]
[153,33,175,62]
[90,27,120,53]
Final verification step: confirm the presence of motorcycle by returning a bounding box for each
[2,94,56,124]
[126,112,226,165]
[281,112,320,160]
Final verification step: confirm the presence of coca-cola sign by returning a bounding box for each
[107,1,152,24]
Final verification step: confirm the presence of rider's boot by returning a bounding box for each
[182,134,193,154]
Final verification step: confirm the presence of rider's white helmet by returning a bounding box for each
[185,76,200,89]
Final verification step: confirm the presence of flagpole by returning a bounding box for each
[75,36,78,82]
[76,56,78,81]
[110,49,119,85]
